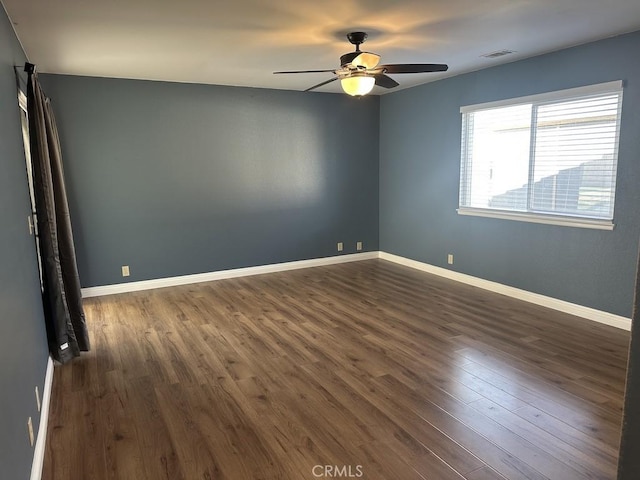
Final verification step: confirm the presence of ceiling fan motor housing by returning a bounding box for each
[341,32,369,67]
[340,51,361,67]
[347,32,368,46]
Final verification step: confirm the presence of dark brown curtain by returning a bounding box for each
[25,63,90,363]
[618,242,640,479]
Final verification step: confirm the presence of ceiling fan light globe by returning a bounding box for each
[341,76,375,96]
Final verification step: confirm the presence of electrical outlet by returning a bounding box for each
[337,242,343,252]
[447,254,454,265]
[356,241,363,251]
[35,386,41,412]
[121,265,130,277]
[27,417,34,447]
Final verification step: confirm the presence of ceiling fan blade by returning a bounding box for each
[352,52,380,69]
[274,69,336,74]
[305,77,339,92]
[374,74,399,89]
[381,63,449,74]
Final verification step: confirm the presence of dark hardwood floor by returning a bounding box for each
[42,259,630,479]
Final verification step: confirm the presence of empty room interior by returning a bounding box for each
[2,1,640,479]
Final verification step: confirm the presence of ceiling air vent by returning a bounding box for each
[481,49,516,59]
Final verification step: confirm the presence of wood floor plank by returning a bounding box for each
[465,466,509,480]
[42,259,629,479]
[513,404,620,461]
[298,361,470,478]
[453,336,619,411]
[468,397,615,479]
[125,376,186,480]
[459,355,623,447]
[154,382,227,479]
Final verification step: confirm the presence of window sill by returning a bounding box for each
[456,207,615,230]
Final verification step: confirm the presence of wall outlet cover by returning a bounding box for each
[27,417,34,447]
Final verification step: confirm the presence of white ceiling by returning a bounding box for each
[3,0,640,95]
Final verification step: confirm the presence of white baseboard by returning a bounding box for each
[31,356,54,480]
[379,251,632,331]
[80,250,631,331]
[81,252,379,298]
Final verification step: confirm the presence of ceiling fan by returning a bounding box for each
[274,31,448,96]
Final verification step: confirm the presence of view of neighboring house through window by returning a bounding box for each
[458,81,623,229]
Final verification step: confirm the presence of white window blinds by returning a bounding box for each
[459,81,623,225]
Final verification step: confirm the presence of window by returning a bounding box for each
[458,81,623,229]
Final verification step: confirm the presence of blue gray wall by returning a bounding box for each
[39,75,380,288]
[380,31,640,318]
[0,5,50,480]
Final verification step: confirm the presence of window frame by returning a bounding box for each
[457,81,623,230]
